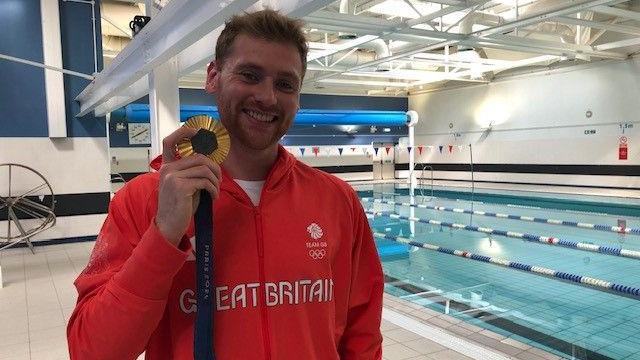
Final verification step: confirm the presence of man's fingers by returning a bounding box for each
[163,154,221,181]
[176,165,220,189]
[192,178,219,199]
[161,127,199,163]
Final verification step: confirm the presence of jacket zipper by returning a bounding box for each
[254,209,272,360]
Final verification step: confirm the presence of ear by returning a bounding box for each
[205,61,220,94]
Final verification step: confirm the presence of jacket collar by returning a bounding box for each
[220,145,295,197]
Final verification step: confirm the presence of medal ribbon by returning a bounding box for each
[194,190,215,359]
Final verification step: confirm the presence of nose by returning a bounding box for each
[253,78,277,108]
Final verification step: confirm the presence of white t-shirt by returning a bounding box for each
[233,179,265,206]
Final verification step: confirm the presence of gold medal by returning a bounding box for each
[177,115,230,165]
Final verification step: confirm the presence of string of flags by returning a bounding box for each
[285,144,469,157]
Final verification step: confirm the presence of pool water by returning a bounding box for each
[357,184,640,360]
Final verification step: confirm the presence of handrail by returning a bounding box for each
[420,164,434,202]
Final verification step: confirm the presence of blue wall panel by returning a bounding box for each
[0,0,105,137]
[59,0,106,137]
[110,90,408,147]
[0,0,48,137]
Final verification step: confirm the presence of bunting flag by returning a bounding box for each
[385,145,391,155]
[407,146,412,154]
[312,147,320,156]
[448,145,453,153]
[338,148,344,156]
[362,148,368,155]
[374,147,380,156]
[439,145,443,153]
[418,146,424,155]
[299,147,305,157]
[351,147,356,152]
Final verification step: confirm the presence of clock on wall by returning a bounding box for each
[128,123,151,145]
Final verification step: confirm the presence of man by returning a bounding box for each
[67,9,383,360]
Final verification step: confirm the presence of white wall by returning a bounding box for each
[408,57,640,191]
[285,145,377,181]
[110,147,151,174]
[0,138,110,243]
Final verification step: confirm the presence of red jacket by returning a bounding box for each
[67,146,384,359]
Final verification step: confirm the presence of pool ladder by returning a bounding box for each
[419,165,434,202]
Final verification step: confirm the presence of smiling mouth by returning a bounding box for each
[243,109,278,123]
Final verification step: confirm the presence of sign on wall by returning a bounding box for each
[619,136,628,160]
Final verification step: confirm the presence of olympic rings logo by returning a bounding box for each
[309,249,326,260]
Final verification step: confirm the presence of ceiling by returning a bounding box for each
[100,0,640,97]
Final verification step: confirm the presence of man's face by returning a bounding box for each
[205,34,303,151]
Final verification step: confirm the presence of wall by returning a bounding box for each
[0,0,108,243]
[407,58,640,193]
[109,92,409,182]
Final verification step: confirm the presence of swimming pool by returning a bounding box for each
[357,184,640,360]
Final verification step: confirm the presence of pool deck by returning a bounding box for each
[382,293,565,360]
[0,241,565,360]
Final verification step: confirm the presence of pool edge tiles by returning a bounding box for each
[357,188,640,218]
[383,274,614,360]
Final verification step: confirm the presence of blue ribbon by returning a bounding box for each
[194,190,215,359]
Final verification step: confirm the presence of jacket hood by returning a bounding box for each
[149,145,297,201]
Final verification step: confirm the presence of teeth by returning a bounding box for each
[246,109,275,122]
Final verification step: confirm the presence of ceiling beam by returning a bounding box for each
[555,15,640,36]
[306,11,626,60]
[593,5,640,21]
[408,54,559,87]
[472,0,630,37]
[405,2,476,27]
[595,36,640,50]
[307,35,381,62]
[317,78,412,87]
[306,0,630,86]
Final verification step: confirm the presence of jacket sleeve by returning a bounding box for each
[339,191,384,360]
[67,181,189,360]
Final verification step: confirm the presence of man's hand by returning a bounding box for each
[155,127,222,246]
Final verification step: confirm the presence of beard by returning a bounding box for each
[216,92,289,152]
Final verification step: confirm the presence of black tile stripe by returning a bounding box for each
[384,274,613,360]
[1,192,110,219]
[315,165,373,173]
[9,235,97,248]
[395,163,640,176]
[115,172,146,182]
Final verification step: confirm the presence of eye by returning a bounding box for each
[277,80,296,92]
[240,71,259,83]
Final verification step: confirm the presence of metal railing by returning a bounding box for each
[419,164,434,202]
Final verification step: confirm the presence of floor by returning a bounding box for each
[0,241,563,360]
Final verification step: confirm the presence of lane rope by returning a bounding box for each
[361,197,640,236]
[372,231,640,299]
[366,211,640,261]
